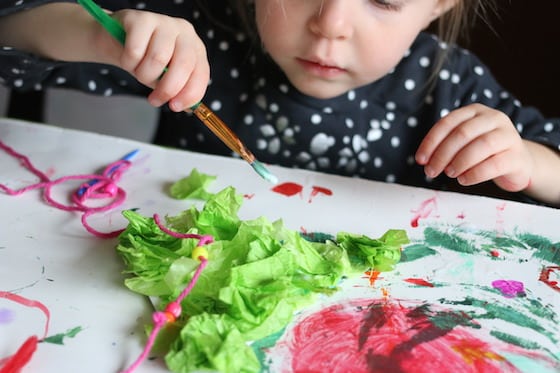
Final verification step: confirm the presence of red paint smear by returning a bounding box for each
[308,185,333,203]
[277,299,551,373]
[243,194,255,199]
[539,266,560,291]
[410,197,437,228]
[271,182,303,197]
[404,278,435,287]
[0,336,38,373]
[0,292,50,338]
[490,250,500,258]
[0,292,50,372]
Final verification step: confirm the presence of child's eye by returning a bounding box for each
[370,0,403,11]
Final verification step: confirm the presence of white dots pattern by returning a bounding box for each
[0,2,557,193]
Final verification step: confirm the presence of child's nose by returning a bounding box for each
[308,0,354,40]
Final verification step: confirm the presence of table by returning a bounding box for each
[1,118,558,372]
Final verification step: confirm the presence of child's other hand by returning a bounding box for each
[415,103,533,192]
[104,9,209,111]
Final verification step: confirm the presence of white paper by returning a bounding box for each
[1,119,558,373]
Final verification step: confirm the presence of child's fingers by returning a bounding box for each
[168,55,210,111]
[442,128,512,178]
[134,26,179,86]
[161,32,208,110]
[456,152,511,185]
[147,42,196,107]
[457,151,530,192]
[116,13,155,73]
[415,105,481,165]
[422,114,496,178]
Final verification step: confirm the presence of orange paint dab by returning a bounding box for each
[452,341,506,365]
[365,270,381,286]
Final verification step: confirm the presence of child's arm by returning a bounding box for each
[0,2,209,110]
[415,103,560,206]
[0,3,110,63]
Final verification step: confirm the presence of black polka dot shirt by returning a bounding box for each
[1,0,559,197]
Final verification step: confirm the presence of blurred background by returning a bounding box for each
[0,85,158,142]
[0,2,558,142]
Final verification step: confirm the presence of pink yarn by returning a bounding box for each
[153,213,214,245]
[121,216,211,373]
[2,139,213,372]
[121,259,208,373]
[0,139,132,238]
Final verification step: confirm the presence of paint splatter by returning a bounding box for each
[308,185,333,203]
[423,227,477,254]
[42,326,83,345]
[405,278,435,287]
[364,270,381,286]
[0,291,50,338]
[271,182,303,197]
[0,308,15,324]
[539,266,560,291]
[400,244,437,262]
[269,299,557,373]
[492,280,525,298]
[410,197,437,228]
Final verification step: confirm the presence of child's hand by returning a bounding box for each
[98,9,209,111]
[415,103,533,192]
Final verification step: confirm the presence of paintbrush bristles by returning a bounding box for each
[192,104,279,184]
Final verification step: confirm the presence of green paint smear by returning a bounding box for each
[518,233,560,265]
[493,332,560,368]
[489,236,525,251]
[423,226,560,266]
[42,326,83,345]
[490,330,541,350]
[423,227,477,254]
[252,327,286,372]
[400,244,437,262]
[428,309,480,330]
[442,297,557,344]
[300,232,335,243]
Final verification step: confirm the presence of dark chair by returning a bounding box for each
[6,90,45,122]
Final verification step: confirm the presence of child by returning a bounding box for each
[0,0,559,206]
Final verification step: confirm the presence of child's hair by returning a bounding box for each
[434,0,496,46]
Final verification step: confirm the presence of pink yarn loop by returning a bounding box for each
[0,139,133,238]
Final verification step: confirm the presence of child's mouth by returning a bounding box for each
[297,58,346,78]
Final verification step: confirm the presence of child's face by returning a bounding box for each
[255,0,452,99]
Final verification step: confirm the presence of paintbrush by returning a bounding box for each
[77,0,278,184]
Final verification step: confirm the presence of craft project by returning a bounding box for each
[1,120,558,373]
[115,171,408,372]
[115,171,560,373]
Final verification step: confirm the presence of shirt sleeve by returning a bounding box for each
[0,0,149,96]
